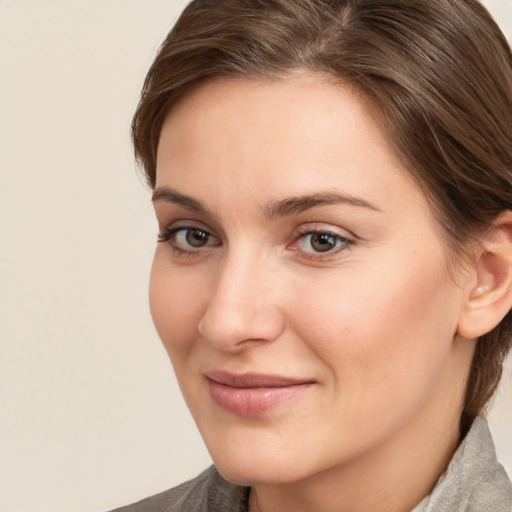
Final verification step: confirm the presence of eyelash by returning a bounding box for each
[291,227,354,260]
[157,225,354,260]
[157,225,220,257]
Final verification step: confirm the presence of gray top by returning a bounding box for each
[110,466,248,512]
[111,417,511,512]
[412,417,511,512]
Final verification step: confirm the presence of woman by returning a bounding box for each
[113,0,512,510]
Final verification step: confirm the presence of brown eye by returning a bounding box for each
[309,233,338,252]
[158,226,221,252]
[296,231,352,255]
[186,228,211,247]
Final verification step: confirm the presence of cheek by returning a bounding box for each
[288,253,461,391]
[284,262,462,443]
[149,252,208,356]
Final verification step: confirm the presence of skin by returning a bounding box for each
[150,74,477,512]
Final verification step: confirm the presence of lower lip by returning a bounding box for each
[207,380,312,417]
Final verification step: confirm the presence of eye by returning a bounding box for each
[158,226,221,253]
[299,232,340,253]
[293,229,353,257]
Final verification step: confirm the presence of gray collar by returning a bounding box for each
[412,417,512,512]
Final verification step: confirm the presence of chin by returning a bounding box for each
[206,437,316,487]
[214,459,301,487]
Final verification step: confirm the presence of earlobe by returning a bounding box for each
[457,211,512,340]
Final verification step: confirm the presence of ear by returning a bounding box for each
[457,211,512,339]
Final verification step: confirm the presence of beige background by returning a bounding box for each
[1,1,511,511]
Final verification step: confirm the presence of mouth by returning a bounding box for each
[204,370,315,417]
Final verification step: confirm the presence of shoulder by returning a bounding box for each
[466,446,512,512]
[468,470,512,512]
[414,417,512,512]
[109,466,249,512]
[464,418,512,512]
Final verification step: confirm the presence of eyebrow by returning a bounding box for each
[152,187,210,214]
[263,191,382,218]
[152,186,381,218]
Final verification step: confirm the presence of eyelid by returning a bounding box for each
[157,221,221,255]
[288,223,355,260]
[158,218,219,238]
[293,222,355,241]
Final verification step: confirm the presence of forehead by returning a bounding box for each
[156,74,413,194]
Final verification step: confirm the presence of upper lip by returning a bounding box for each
[204,370,314,388]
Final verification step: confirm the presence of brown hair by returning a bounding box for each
[132,0,512,421]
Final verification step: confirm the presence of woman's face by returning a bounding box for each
[150,75,474,486]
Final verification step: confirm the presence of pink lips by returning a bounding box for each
[205,370,313,417]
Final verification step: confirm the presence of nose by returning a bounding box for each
[198,251,286,351]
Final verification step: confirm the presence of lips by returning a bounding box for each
[204,370,314,417]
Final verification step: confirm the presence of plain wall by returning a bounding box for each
[1,1,511,511]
